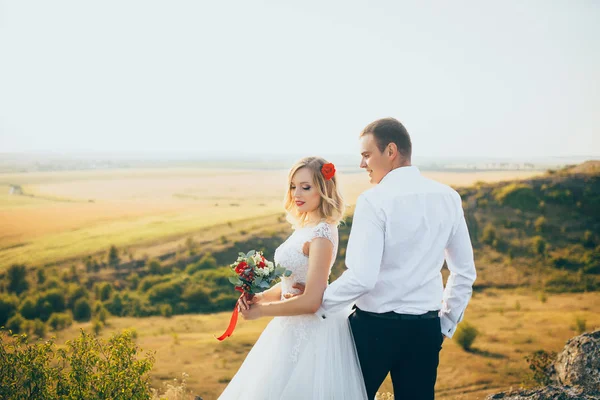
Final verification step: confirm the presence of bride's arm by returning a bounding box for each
[254,282,282,303]
[242,238,332,318]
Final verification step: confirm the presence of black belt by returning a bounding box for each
[354,306,439,320]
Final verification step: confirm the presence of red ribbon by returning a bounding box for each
[215,303,239,341]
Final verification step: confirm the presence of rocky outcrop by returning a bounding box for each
[486,330,600,400]
[554,330,600,390]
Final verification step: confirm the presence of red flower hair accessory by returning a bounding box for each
[321,163,336,180]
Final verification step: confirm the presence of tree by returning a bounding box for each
[7,264,29,295]
[481,224,496,245]
[147,259,163,275]
[18,296,37,320]
[47,312,73,331]
[583,230,595,249]
[6,313,25,334]
[73,298,92,322]
[36,269,46,285]
[108,245,120,268]
[534,216,547,233]
[185,237,196,256]
[96,282,113,302]
[532,236,546,256]
[0,294,19,326]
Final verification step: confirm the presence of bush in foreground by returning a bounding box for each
[0,329,155,400]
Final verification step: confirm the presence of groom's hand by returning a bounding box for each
[283,283,306,299]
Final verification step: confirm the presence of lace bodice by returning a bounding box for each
[274,221,338,299]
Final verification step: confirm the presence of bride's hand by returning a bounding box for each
[239,292,263,311]
[283,283,306,299]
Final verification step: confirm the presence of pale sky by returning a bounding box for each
[0,1,598,158]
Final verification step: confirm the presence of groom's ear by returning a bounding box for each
[387,143,398,158]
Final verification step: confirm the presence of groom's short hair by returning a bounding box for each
[360,118,412,161]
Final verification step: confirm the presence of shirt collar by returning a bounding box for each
[379,165,420,185]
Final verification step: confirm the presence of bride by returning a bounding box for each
[218,156,367,399]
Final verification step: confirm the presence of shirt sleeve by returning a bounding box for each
[439,192,477,337]
[316,194,385,318]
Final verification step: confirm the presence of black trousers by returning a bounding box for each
[349,309,443,400]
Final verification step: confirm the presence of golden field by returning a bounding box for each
[0,167,541,269]
[53,290,600,400]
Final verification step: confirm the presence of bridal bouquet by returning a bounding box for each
[228,250,291,297]
[216,250,291,341]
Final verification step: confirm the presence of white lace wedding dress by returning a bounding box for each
[218,221,368,399]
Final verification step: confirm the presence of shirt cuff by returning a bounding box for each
[440,313,457,338]
[316,305,328,320]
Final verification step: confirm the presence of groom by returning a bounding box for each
[317,118,477,400]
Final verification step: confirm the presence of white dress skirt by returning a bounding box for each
[218,222,368,400]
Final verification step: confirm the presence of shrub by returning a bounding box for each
[147,259,163,275]
[583,230,595,249]
[0,329,155,400]
[127,273,140,290]
[93,319,103,336]
[574,316,586,334]
[0,294,19,326]
[6,264,29,295]
[19,296,38,320]
[96,306,110,325]
[96,283,113,302]
[37,289,67,314]
[47,312,73,331]
[185,253,218,275]
[67,285,89,309]
[454,322,478,351]
[32,319,47,338]
[73,298,92,322]
[534,216,547,233]
[147,280,184,305]
[493,183,538,211]
[108,244,120,267]
[36,269,46,285]
[525,350,556,386]
[181,285,211,312]
[138,275,171,292]
[6,313,25,334]
[532,236,546,256]
[160,304,173,318]
[105,293,124,317]
[481,224,496,245]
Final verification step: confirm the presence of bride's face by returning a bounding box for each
[290,167,321,215]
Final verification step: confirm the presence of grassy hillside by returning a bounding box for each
[1,163,598,339]
[0,162,598,399]
[456,161,600,292]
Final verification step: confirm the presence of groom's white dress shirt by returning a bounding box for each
[318,166,477,338]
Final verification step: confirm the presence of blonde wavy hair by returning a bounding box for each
[284,156,346,228]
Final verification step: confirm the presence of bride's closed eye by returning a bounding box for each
[290,185,311,191]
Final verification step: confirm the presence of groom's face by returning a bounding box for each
[359,133,391,184]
